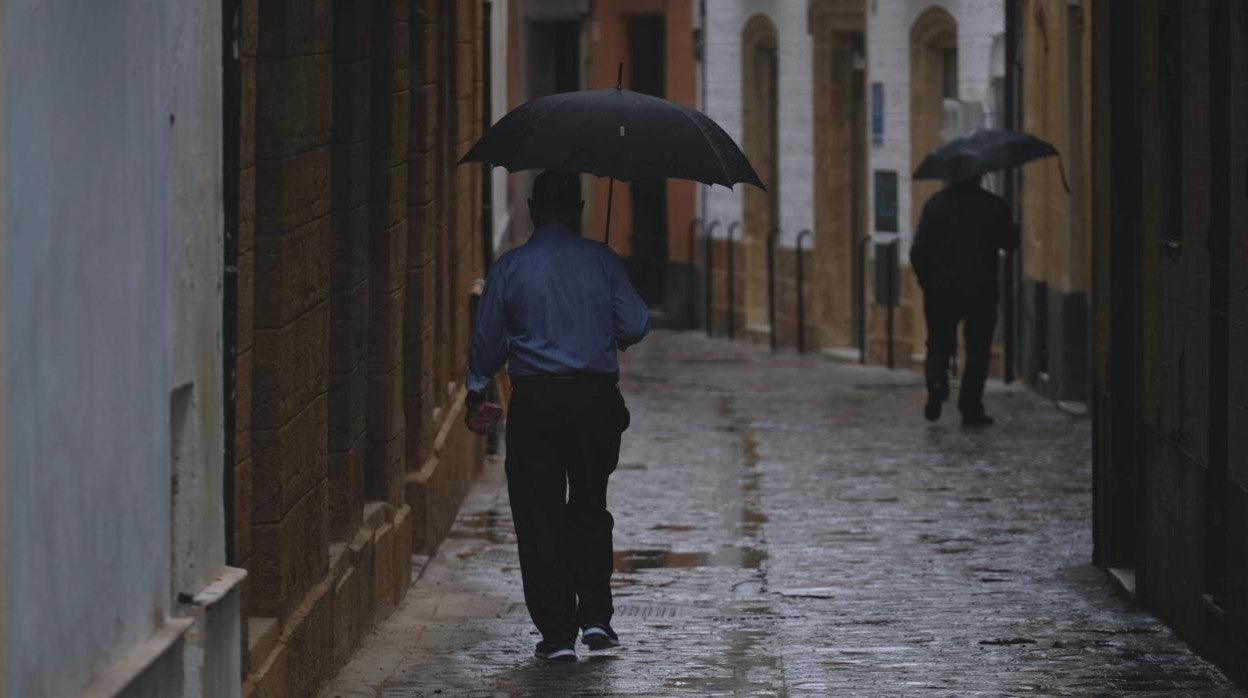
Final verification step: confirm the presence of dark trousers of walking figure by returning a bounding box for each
[505,377,630,644]
[923,292,995,418]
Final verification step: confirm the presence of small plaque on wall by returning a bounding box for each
[874,170,898,233]
[871,82,884,145]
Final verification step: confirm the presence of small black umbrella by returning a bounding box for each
[913,128,1069,192]
[460,66,764,243]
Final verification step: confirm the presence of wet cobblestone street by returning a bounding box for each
[322,331,1242,696]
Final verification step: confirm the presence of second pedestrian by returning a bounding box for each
[910,175,1018,426]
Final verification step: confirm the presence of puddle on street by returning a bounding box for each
[447,508,512,544]
[649,523,698,532]
[614,546,767,572]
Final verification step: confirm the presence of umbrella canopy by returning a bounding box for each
[913,128,1067,191]
[459,87,764,190]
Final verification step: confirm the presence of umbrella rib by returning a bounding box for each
[675,105,733,187]
[506,91,577,171]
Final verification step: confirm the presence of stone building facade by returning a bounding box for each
[232,0,488,694]
[1016,0,1092,403]
[698,0,1006,361]
[1090,0,1248,684]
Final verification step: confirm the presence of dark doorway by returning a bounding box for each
[529,20,581,95]
[627,16,668,307]
[521,19,582,245]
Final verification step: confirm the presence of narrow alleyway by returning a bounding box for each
[321,331,1241,696]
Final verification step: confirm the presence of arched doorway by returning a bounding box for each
[810,0,866,353]
[741,14,779,335]
[909,8,958,230]
[907,6,958,360]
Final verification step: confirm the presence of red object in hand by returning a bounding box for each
[466,401,503,435]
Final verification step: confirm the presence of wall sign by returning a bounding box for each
[874,170,898,233]
[871,82,884,145]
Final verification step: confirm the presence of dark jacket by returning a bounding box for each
[910,182,1018,299]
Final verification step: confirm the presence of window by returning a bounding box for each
[941,47,958,99]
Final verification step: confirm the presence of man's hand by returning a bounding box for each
[464,390,502,435]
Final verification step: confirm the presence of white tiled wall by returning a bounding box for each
[700,1,814,250]
[867,0,1004,258]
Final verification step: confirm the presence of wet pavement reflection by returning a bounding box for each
[322,331,1243,697]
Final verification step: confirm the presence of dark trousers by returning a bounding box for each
[923,292,997,417]
[505,376,629,644]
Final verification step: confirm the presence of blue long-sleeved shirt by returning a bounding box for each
[466,224,651,392]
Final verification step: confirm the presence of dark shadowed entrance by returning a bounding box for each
[627,15,669,307]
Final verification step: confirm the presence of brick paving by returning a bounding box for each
[321,331,1243,697]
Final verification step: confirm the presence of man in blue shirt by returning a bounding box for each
[465,170,650,662]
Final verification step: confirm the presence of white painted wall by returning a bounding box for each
[866,0,1004,258]
[491,0,512,255]
[3,1,236,695]
[701,1,815,250]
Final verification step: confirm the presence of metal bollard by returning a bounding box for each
[703,220,720,335]
[795,229,812,354]
[725,221,740,339]
[687,217,702,330]
[767,226,781,351]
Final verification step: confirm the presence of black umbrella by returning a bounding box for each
[913,128,1069,192]
[460,66,764,243]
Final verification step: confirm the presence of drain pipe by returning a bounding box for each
[221,0,241,565]
[795,229,812,354]
[725,220,740,339]
[703,219,720,334]
[1003,0,1019,383]
[858,235,869,364]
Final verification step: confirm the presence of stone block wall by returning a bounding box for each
[1015,0,1092,401]
[1088,1,1248,683]
[234,0,488,694]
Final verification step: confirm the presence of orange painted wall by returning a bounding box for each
[585,0,697,262]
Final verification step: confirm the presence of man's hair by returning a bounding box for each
[530,170,582,210]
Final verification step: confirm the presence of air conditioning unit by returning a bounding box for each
[940,99,985,143]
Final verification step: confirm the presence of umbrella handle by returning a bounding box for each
[604,177,615,246]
